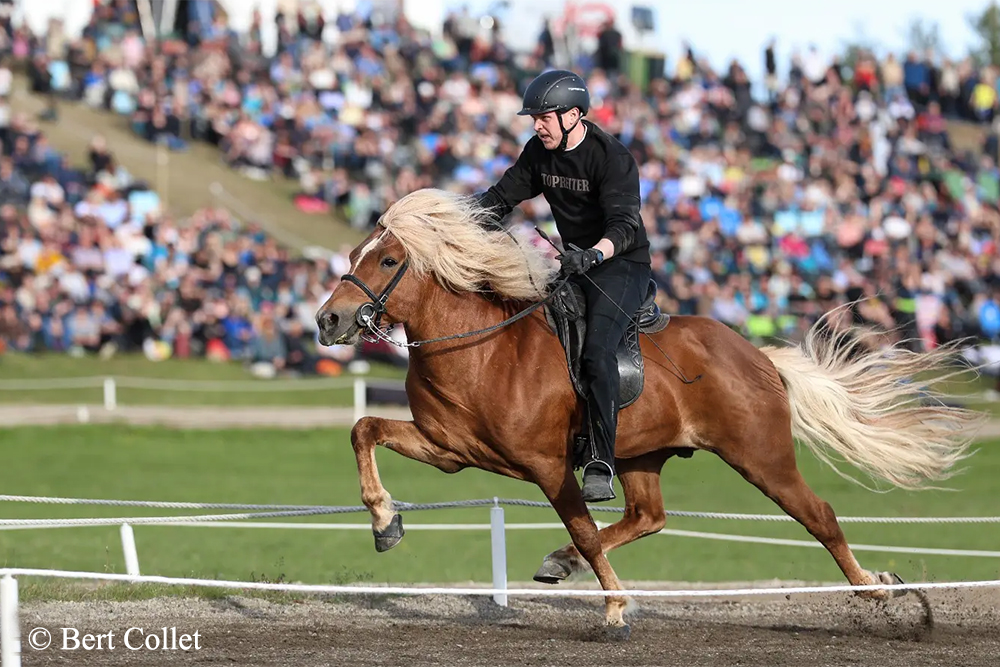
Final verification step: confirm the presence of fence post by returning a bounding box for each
[353,378,366,424]
[490,498,507,607]
[120,524,140,579]
[103,378,117,411]
[0,574,21,667]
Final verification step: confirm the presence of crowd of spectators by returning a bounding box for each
[0,104,371,376]
[3,0,1000,385]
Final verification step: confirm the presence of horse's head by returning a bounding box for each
[315,225,417,347]
[315,188,558,347]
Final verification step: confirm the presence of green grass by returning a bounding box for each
[0,352,406,406]
[1,425,999,599]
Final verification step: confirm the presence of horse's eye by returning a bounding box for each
[381,257,398,268]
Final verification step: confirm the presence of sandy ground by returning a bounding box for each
[9,586,999,667]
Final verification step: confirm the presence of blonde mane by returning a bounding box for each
[377,188,559,301]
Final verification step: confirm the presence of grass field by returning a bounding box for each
[0,352,406,406]
[1,424,998,599]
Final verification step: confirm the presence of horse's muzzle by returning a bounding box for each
[316,310,358,347]
[317,310,339,333]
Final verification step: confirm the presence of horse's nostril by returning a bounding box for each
[322,312,339,331]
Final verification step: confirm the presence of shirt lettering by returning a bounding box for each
[541,173,591,193]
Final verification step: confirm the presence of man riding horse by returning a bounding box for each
[474,69,652,502]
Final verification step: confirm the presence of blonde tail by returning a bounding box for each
[761,314,986,492]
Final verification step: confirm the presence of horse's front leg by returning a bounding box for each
[351,416,463,552]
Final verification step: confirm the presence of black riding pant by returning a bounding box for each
[573,258,652,471]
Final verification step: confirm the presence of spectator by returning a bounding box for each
[5,5,1000,394]
[595,19,622,77]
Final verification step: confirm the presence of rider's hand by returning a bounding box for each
[560,247,603,275]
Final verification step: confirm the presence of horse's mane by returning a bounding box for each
[378,188,559,302]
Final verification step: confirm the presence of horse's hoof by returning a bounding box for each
[858,571,907,601]
[603,623,631,642]
[533,556,572,584]
[373,514,404,553]
[880,571,908,599]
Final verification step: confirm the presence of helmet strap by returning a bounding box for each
[556,110,582,152]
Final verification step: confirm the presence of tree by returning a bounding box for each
[968,0,1000,67]
[840,19,879,69]
[904,17,942,55]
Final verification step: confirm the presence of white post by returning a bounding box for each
[1,574,21,667]
[120,524,140,578]
[353,378,366,424]
[490,498,507,607]
[103,378,117,411]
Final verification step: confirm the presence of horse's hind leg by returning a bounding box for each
[533,462,630,632]
[535,451,669,584]
[716,428,900,600]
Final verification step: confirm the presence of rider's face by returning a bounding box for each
[532,110,577,150]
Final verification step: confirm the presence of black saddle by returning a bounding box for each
[544,276,670,411]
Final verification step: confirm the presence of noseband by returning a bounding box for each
[340,259,409,339]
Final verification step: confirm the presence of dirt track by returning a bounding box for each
[0,404,412,428]
[14,586,999,666]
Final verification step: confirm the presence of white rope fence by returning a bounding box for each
[2,492,998,667]
[0,376,407,422]
[2,493,999,524]
[4,566,999,598]
[1,569,999,667]
[0,493,997,597]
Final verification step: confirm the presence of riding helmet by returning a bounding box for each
[517,70,590,117]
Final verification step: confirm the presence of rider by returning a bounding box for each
[473,69,652,502]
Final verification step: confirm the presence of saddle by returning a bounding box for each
[544,277,670,466]
[545,276,670,408]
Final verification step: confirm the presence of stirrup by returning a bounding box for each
[581,461,616,502]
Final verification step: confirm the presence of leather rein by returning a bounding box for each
[341,260,570,349]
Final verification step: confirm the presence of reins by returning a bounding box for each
[343,219,702,385]
[356,274,572,349]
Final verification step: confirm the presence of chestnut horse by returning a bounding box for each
[316,189,982,633]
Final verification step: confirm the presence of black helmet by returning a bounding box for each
[517,70,590,117]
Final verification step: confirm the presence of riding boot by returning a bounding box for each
[581,386,617,502]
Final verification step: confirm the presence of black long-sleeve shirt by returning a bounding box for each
[476,120,650,264]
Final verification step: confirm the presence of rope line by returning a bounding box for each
[1,494,999,524]
[1,567,999,598]
[0,508,358,527]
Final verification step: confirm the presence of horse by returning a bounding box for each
[315,188,984,635]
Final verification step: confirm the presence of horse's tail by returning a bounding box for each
[760,314,985,492]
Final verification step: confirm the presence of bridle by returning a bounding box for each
[339,257,410,344]
[338,255,568,350]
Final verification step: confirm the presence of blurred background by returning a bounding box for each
[4,0,1000,392]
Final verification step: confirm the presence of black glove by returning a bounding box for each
[560,247,603,276]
